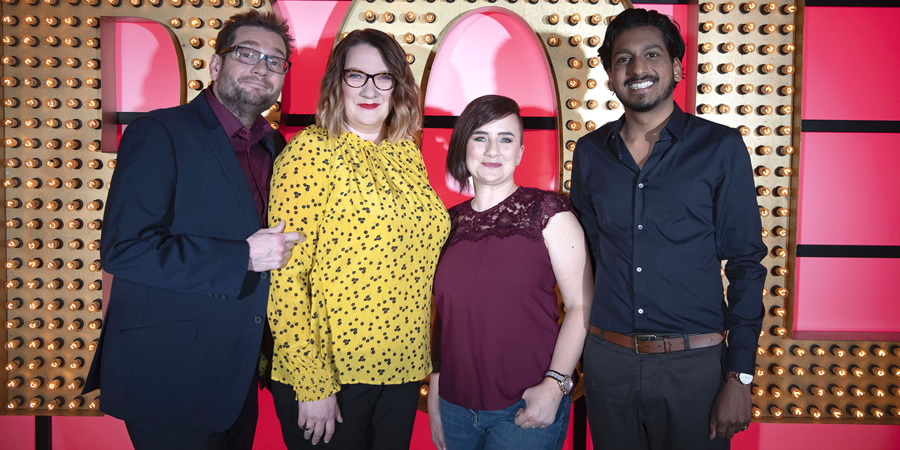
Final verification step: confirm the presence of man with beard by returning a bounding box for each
[569,8,767,449]
[84,11,300,449]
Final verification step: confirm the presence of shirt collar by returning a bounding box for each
[605,102,687,160]
[204,88,272,142]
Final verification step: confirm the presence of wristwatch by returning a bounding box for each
[727,371,754,385]
[544,370,574,395]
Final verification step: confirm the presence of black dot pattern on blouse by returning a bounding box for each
[267,125,450,402]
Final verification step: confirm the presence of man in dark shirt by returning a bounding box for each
[570,8,767,449]
[84,11,300,449]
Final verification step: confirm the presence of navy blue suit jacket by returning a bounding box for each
[84,92,282,431]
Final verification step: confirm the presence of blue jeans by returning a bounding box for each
[439,395,571,450]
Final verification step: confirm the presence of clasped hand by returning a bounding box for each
[246,220,302,272]
[514,378,563,430]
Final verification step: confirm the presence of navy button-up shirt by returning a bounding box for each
[570,104,767,373]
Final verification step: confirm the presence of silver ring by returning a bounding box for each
[302,425,310,431]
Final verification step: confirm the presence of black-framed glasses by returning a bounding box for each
[342,69,395,91]
[219,46,291,74]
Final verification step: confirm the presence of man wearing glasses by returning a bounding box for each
[84,11,299,449]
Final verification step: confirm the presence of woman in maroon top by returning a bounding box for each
[428,95,593,450]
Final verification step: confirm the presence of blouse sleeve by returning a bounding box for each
[539,190,575,229]
[268,127,342,402]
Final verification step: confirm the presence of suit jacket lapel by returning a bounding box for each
[191,93,262,231]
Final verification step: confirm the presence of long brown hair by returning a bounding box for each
[316,29,422,142]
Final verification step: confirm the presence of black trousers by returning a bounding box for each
[583,333,729,450]
[125,379,259,450]
[272,380,420,450]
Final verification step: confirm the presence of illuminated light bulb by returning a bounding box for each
[701,2,714,12]
[566,121,582,131]
[6,318,23,329]
[68,397,84,410]
[771,306,786,317]
[773,207,790,217]
[698,104,713,115]
[769,405,783,418]
[772,266,789,277]
[6,298,22,310]
[719,63,736,74]
[27,396,44,410]
[781,44,795,55]
[47,239,63,250]
[65,378,84,390]
[69,339,84,351]
[88,398,101,410]
[718,83,734,94]
[789,386,803,398]
[755,166,771,177]
[28,377,43,389]
[25,278,43,289]
[47,299,64,311]
[585,121,597,132]
[717,105,730,114]
[789,405,803,416]
[740,22,756,33]
[5,278,23,289]
[811,365,826,377]
[752,386,764,397]
[699,62,714,73]
[47,377,65,390]
[770,364,786,375]
[46,278,63,288]
[568,13,581,25]
[849,386,865,397]
[46,338,64,351]
[751,406,762,418]
[757,346,766,356]
[759,206,769,218]
[739,126,751,136]
[27,317,45,329]
[827,406,844,419]
[566,141,577,152]
[5,358,23,372]
[850,406,865,419]
[27,299,43,310]
[699,42,713,53]
[769,345,785,357]
[769,386,783,398]
[7,198,22,208]
[757,186,771,196]
[88,319,103,330]
[48,318,64,330]
[6,218,22,229]
[88,340,99,352]
[698,83,713,94]
[830,385,846,397]
[700,21,715,32]
[871,387,887,397]
[719,23,735,34]
[69,358,84,369]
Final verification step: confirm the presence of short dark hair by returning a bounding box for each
[446,95,522,192]
[598,8,685,72]
[317,29,422,143]
[215,11,294,57]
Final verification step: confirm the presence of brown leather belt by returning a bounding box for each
[590,326,725,354]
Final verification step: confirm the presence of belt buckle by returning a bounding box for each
[632,334,657,354]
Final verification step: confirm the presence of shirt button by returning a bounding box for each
[638,308,644,314]
[253,315,263,324]
[638,183,644,188]
[260,272,268,279]
[637,224,643,230]
[636,267,643,273]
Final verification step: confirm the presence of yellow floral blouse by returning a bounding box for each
[268,125,450,402]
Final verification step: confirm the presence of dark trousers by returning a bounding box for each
[583,332,729,450]
[125,379,259,450]
[272,380,420,450]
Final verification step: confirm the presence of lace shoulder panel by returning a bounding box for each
[446,187,574,246]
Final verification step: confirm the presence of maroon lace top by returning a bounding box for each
[433,186,574,410]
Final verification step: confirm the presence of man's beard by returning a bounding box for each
[618,76,676,113]
[216,76,279,120]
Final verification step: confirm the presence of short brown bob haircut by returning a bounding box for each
[316,29,422,143]
[446,95,522,192]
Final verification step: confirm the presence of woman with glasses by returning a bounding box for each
[267,29,450,449]
[427,96,592,450]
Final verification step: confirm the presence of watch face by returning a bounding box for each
[738,373,754,385]
[562,378,574,392]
